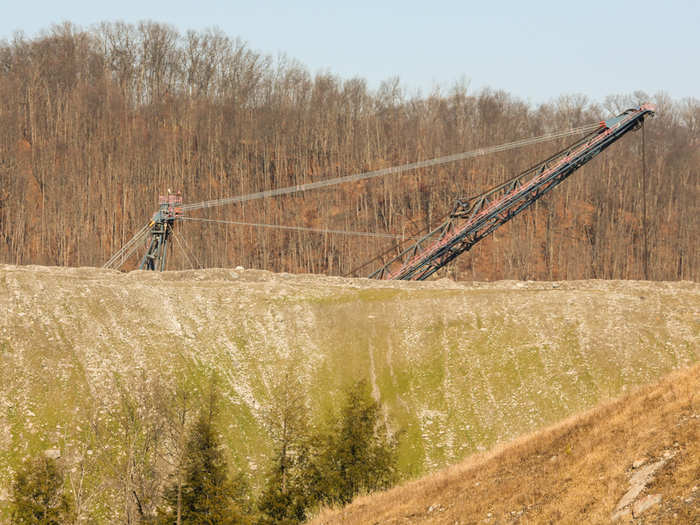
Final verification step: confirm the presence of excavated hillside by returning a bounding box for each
[0,265,698,517]
[311,363,700,524]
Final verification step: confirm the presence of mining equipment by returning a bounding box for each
[105,104,655,279]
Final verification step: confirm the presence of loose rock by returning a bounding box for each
[632,494,662,517]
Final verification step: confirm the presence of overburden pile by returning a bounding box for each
[0,264,697,521]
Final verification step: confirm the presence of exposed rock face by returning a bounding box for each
[617,460,668,510]
[633,494,662,517]
[612,456,670,520]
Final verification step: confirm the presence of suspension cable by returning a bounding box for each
[103,222,151,269]
[172,230,201,270]
[179,216,415,240]
[181,123,602,212]
[106,122,601,269]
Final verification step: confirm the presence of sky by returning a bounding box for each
[1,0,698,105]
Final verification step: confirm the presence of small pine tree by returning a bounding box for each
[158,389,250,525]
[302,380,399,507]
[256,469,306,525]
[257,372,309,525]
[333,379,398,503]
[10,454,73,525]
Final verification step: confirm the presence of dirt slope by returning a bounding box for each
[0,265,697,517]
[311,364,699,524]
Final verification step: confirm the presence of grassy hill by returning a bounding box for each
[310,363,699,524]
[0,265,697,519]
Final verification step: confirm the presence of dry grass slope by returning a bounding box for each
[311,364,699,524]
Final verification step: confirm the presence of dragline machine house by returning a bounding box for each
[103,104,656,278]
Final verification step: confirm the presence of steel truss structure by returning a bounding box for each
[369,104,656,280]
[138,193,182,271]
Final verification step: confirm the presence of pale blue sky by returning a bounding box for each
[2,0,698,104]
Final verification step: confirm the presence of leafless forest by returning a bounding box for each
[0,22,697,280]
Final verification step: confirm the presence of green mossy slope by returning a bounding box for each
[0,265,697,517]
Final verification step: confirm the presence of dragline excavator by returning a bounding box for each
[104,104,656,278]
[368,104,656,280]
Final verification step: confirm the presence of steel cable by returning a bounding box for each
[103,223,151,269]
[179,216,415,240]
[106,122,600,269]
[181,123,601,212]
[172,230,201,270]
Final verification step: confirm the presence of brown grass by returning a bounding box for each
[309,364,699,524]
